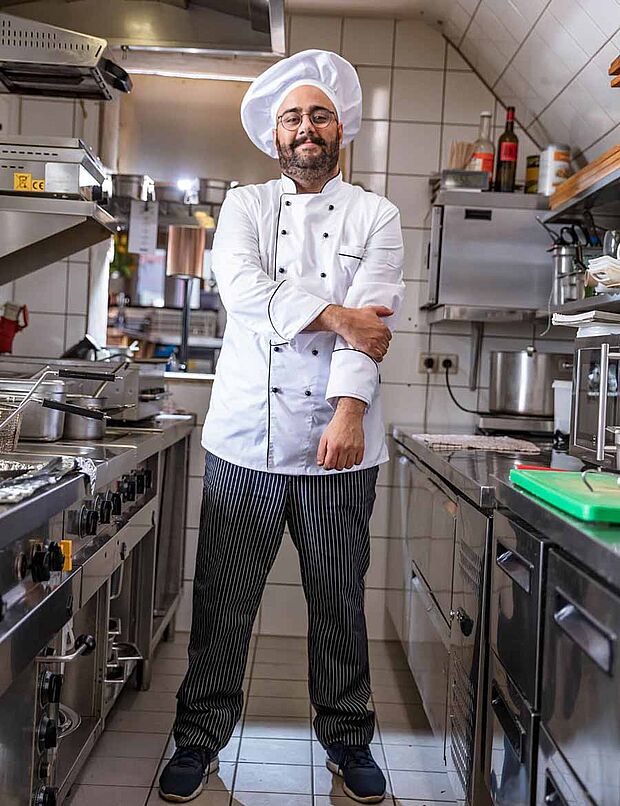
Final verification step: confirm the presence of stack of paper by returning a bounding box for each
[587,255,620,288]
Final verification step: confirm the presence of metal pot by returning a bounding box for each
[489,349,573,417]
[0,379,66,441]
[53,396,135,440]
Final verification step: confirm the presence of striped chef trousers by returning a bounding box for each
[174,452,379,751]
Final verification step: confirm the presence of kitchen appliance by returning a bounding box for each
[550,242,586,305]
[489,349,573,418]
[424,191,551,315]
[0,135,106,200]
[0,356,167,422]
[0,377,67,441]
[570,331,620,467]
[0,12,131,100]
[164,275,201,310]
[541,550,620,804]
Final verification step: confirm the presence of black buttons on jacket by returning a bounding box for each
[278,267,286,273]
[271,387,280,393]
[281,229,287,235]
[285,200,291,206]
[328,204,334,210]
[273,346,281,352]
[320,272,327,278]
[312,349,319,356]
[305,390,312,396]
[323,232,329,238]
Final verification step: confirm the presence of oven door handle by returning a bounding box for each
[36,634,96,664]
[490,681,525,763]
[496,542,532,593]
[553,590,615,675]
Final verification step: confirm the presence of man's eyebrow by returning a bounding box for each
[280,104,333,114]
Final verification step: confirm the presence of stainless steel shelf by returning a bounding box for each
[540,293,620,318]
[543,166,620,226]
[424,304,540,324]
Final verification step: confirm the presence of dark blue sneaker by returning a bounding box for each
[326,743,386,803]
[159,746,219,802]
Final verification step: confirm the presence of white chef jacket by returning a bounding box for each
[201,172,405,474]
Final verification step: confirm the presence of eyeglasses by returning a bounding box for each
[277,109,337,131]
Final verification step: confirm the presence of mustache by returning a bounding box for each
[291,134,326,149]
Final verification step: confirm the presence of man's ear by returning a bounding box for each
[272,128,277,150]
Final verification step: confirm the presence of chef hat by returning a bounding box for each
[240,49,362,159]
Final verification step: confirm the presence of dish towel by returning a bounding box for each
[414,434,541,454]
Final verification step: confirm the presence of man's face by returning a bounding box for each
[273,85,343,183]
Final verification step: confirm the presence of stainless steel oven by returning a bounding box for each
[570,332,620,467]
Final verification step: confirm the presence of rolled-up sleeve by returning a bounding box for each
[325,198,405,408]
[213,189,329,341]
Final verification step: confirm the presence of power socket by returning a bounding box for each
[418,353,459,375]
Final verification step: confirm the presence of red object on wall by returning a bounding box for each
[0,303,28,353]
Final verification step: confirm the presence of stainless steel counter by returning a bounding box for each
[392,424,620,592]
[0,414,194,551]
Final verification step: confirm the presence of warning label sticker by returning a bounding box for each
[13,173,45,192]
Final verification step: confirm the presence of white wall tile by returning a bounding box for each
[402,228,428,281]
[397,280,429,333]
[20,98,75,137]
[391,69,444,123]
[381,332,430,384]
[351,172,387,196]
[367,537,390,589]
[443,71,494,125]
[12,312,66,357]
[343,17,394,66]
[386,175,433,228]
[381,383,427,429]
[394,20,446,69]
[578,0,620,33]
[425,385,478,428]
[351,120,389,173]
[14,261,68,314]
[446,45,471,71]
[260,584,308,636]
[389,123,441,175]
[64,314,87,352]
[67,262,89,315]
[547,0,608,58]
[358,67,392,120]
[288,14,343,55]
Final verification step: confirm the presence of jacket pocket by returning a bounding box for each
[338,243,365,274]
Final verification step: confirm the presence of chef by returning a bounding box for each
[159,49,405,804]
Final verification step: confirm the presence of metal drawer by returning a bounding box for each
[408,561,450,747]
[535,726,590,806]
[542,550,620,805]
[491,511,546,709]
[485,650,536,806]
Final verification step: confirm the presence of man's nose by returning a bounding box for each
[298,115,318,137]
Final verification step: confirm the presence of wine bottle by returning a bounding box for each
[466,111,494,189]
[494,106,519,192]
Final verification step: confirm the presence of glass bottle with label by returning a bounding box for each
[466,111,494,189]
[494,106,519,192]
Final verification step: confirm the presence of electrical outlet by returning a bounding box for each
[418,353,438,374]
[439,354,459,374]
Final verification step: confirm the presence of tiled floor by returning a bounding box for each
[66,634,457,806]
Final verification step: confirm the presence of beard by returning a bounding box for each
[276,131,340,184]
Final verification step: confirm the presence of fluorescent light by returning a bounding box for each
[128,68,255,82]
[177,178,195,191]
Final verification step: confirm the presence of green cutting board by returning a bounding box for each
[510,469,620,523]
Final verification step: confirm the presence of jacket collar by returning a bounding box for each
[280,171,343,195]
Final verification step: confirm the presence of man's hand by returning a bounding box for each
[306,304,393,362]
[317,397,366,471]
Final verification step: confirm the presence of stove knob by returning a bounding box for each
[31,547,51,582]
[133,470,145,495]
[121,475,136,502]
[38,715,57,751]
[100,499,113,524]
[74,633,97,656]
[79,506,99,538]
[39,671,63,706]
[48,543,65,573]
[108,491,123,516]
[33,785,57,806]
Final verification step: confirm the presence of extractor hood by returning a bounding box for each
[0,12,132,99]
[0,1,286,79]
[0,194,116,285]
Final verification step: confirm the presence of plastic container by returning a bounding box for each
[552,379,572,434]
